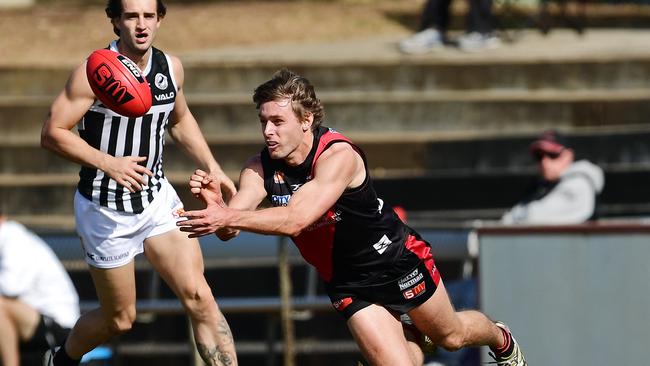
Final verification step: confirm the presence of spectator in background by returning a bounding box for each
[0,212,79,366]
[501,130,605,225]
[399,0,499,54]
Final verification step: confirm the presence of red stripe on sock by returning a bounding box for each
[494,327,512,354]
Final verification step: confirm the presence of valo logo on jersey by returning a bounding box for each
[155,91,175,102]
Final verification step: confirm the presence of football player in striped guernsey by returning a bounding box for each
[41,1,238,365]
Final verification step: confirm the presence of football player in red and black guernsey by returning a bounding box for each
[40,1,237,365]
[179,69,527,366]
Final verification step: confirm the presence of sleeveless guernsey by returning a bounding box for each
[77,41,177,213]
[261,126,413,284]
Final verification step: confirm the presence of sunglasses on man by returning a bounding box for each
[534,150,563,162]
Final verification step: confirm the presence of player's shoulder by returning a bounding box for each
[65,58,94,97]
[164,52,182,66]
[320,139,356,158]
[245,154,263,168]
[159,51,182,70]
[163,53,185,83]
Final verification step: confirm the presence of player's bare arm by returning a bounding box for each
[189,155,268,239]
[167,56,237,200]
[179,143,365,237]
[41,62,153,192]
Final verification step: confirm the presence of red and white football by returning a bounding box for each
[85,49,152,118]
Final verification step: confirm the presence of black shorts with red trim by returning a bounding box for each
[326,233,442,320]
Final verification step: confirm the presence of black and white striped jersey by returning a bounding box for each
[77,41,177,213]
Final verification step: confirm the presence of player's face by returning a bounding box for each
[259,99,312,165]
[114,0,161,55]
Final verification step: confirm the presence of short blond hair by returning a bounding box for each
[253,69,324,130]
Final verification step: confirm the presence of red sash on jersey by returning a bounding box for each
[294,129,358,282]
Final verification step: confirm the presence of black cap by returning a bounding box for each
[529,130,570,156]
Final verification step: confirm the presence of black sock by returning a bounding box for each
[53,347,81,366]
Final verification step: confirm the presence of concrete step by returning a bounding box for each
[374,169,650,221]
[0,138,430,177]
[3,56,650,96]
[2,89,650,140]
[181,58,650,94]
[416,127,650,173]
[7,167,650,231]
[3,127,650,177]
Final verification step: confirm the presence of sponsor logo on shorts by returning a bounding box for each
[86,251,130,263]
[332,297,353,311]
[172,207,187,222]
[402,281,426,300]
[172,208,185,219]
[398,268,424,290]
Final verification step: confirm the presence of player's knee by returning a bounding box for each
[437,329,467,352]
[105,306,136,335]
[436,327,467,352]
[180,284,215,318]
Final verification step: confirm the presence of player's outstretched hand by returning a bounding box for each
[190,169,237,206]
[215,227,240,241]
[212,169,237,203]
[178,190,228,238]
[187,169,241,240]
[189,169,224,206]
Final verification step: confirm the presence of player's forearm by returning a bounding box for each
[41,126,109,170]
[225,206,306,237]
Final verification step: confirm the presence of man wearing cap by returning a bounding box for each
[501,130,605,225]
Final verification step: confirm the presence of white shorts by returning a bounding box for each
[74,179,185,268]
